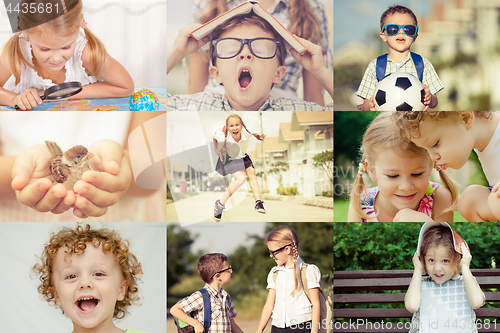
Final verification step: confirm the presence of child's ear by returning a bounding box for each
[117,280,128,302]
[209,65,223,84]
[462,111,475,130]
[272,65,287,84]
[366,163,377,182]
[49,287,61,306]
[379,32,388,43]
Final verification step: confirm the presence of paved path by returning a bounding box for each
[166,192,333,222]
[167,318,271,333]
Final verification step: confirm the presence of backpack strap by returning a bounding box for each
[300,263,312,302]
[272,268,278,283]
[376,54,388,82]
[199,288,211,332]
[410,52,424,82]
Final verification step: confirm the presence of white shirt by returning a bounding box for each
[474,111,500,185]
[266,256,321,328]
[213,128,251,160]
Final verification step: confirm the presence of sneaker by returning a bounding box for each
[214,199,225,222]
[255,200,266,214]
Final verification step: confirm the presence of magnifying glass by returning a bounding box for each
[14,81,83,110]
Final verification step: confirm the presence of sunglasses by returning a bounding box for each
[210,265,232,279]
[268,244,292,258]
[382,24,419,37]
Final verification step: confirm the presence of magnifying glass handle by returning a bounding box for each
[14,93,46,110]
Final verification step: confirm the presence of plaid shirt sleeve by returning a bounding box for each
[422,57,444,95]
[356,59,377,100]
[225,294,238,320]
[178,291,204,315]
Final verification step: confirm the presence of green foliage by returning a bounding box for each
[167,224,198,288]
[322,191,333,197]
[312,150,333,183]
[268,161,289,188]
[334,223,500,271]
[276,186,297,195]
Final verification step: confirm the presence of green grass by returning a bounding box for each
[334,200,467,222]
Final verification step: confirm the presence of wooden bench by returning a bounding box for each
[334,269,500,332]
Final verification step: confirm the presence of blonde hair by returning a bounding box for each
[265,225,301,295]
[1,0,107,85]
[350,112,459,220]
[32,224,143,320]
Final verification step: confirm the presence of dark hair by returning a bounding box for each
[380,5,418,31]
[210,12,287,66]
[419,226,462,275]
[197,253,228,283]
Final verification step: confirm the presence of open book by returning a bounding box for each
[190,0,307,55]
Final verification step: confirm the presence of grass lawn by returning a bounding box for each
[334,200,468,222]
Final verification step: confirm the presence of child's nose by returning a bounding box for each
[79,276,93,289]
[238,45,253,60]
[399,178,414,190]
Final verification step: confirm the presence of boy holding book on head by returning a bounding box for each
[166,5,333,111]
[170,253,244,333]
[356,5,443,111]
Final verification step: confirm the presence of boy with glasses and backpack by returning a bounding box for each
[171,253,244,333]
[356,5,443,111]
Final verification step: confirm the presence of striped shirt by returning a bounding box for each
[357,53,444,100]
[177,284,237,333]
[167,92,332,111]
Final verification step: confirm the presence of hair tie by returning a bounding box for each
[81,17,88,29]
[358,163,366,175]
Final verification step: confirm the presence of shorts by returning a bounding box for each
[271,321,312,333]
[215,153,254,176]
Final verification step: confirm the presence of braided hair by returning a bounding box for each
[265,225,301,295]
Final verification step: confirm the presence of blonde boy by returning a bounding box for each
[170,253,243,333]
[166,13,333,111]
[395,111,500,222]
[357,5,443,111]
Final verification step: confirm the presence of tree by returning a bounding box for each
[312,150,333,186]
[268,161,289,188]
[167,224,197,289]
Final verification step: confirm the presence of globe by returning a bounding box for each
[129,89,160,110]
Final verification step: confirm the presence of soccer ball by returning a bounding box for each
[374,72,425,111]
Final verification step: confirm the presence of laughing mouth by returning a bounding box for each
[76,297,100,312]
[238,69,252,90]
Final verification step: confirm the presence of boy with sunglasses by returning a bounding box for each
[167,13,333,111]
[171,253,244,333]
[356,5,443,111]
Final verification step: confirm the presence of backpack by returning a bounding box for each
[273,263,333,333]
[376,52,424,82]
[173,288,211,333]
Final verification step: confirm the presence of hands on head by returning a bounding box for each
[11,139,132,218]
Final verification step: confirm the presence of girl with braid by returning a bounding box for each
[256,225,321,333]
[212,114,266,221]
[347,111,458,222]
[188,0,332,106]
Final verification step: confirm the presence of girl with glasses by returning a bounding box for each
[255,226,322,333]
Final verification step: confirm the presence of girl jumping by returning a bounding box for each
[213,114,265,221]
[348,111,458,222]
[0,0,134,110]
[405,223,485,332]
[255,225,321,333]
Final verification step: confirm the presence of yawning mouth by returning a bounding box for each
[76,296,100,313]
[238,67,253,91]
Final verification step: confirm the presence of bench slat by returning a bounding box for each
[334,307,500,318]
[335,292,500,304]
[333,323,500,333]
[334,269,500,279]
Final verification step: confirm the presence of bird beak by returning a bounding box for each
[83,154,94,161]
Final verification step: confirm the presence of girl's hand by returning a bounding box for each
[412,252,425,274]
[393,208,433,222]
[290,36,325,75]
[11,144,75,214]
[172,25,210,59]
[460,243,472,270]
[14,88,43,110]
[72,139,132,218]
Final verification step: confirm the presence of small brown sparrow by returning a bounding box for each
[45,141,94,190]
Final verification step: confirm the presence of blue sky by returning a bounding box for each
[334,0,438,52]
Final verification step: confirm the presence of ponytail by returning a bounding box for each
[434,166,459,218]
[1,33,33,85]
[82,27,107,80]
[349,159,377,220]
[288,0,323,44]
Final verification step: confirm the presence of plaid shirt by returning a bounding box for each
[167,92,333,111]
[177,284,237,333]
[356,53,444,100]
[191,0,333,95]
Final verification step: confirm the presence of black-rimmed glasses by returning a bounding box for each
[210,265,233,279]
[212,37,280,60]
[268,244,292,258]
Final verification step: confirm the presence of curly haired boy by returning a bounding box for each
[32,224,146,333]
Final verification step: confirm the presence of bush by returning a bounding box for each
[322,191,333,197]
[277,186,297,195]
